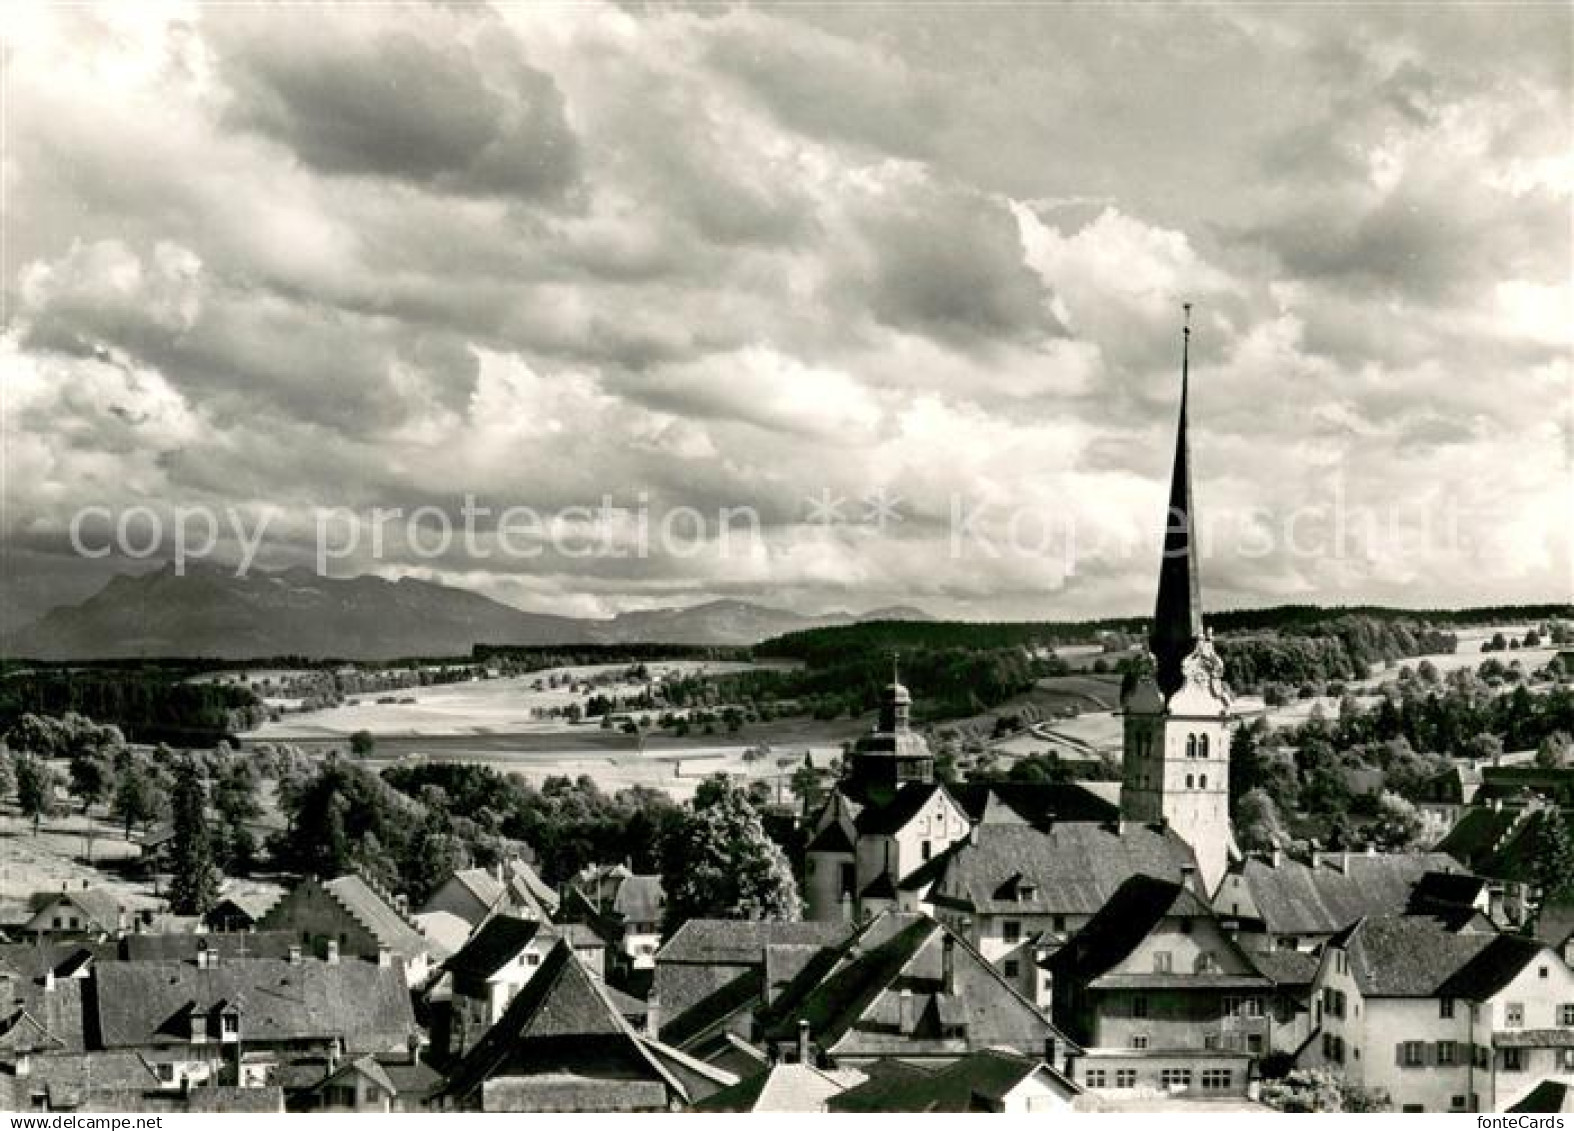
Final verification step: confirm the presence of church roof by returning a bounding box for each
[1150,310,1205,699]
[925,821,1198,917]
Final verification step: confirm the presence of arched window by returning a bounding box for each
[1186,735,1198,759]
[1199,734,1210,758]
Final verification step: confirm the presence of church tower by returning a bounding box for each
[1120,307,1234,895]
[846,664,935,798]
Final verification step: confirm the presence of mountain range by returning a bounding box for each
[2,564,929,659]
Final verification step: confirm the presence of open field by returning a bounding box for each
[247,659,797,739]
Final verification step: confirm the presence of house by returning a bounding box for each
[1301,914,1574,1112]
[439,939,732,1111]
[257,874,435,985]
[203,892,281,934]
[1439,806,1573,905]
[1211,849,1470,952]
[292,1050,441,1112]
[91,950,418,1094]
[419,860,558,930]
[0,947,91,1065]
[757,911,1077,1069]
[22,888,130,939]
[435,916,556,1059]
[694,1059,866,1112]
[652,918,854,1056]
[827,1048,1082,1113]
[1417,763,1485,834]
[0,1052,285,1113]
[1049,875,1284,1096]
[563,870,665,975]
[921,820,1201,1005]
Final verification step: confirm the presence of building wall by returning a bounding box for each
[258,881,385,963]
[804,850,855,922]
[420,880,488,928]
[1121,706,1232,895]
[1481,950,1574,1112]
[1074,1051,1252,1096]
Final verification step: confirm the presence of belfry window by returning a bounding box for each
[1199,734,1210,757]
[1186,735,1198,759]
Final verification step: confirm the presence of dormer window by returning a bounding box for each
[221,1012,239,1039]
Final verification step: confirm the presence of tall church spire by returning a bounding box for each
[1150,304,1204,697]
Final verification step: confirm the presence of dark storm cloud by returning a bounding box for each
[213,8,581,201]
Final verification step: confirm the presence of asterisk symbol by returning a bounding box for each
[803,488,847,527]
[861,486,904,532]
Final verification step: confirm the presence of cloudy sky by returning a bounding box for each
[2,1,1569,627]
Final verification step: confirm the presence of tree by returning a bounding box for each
[661,775,799,933]
[1532,810,1574,904]
[1260,1069,1391,1113]
[1235,789,1289,852]
[68,750,114,813]
[0,749,14,800]
[349,730,376,757]
[212,759,262,873]
[112,755,166,837]
[1367,791,1425,851]
[14,755,56,833]
[1463,733,1504,765]
[168,758,220,915]
[1536,731,1572,769]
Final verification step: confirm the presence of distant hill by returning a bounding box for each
[4,565,932,660]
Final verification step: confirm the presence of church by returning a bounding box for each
[804,313,1237,925]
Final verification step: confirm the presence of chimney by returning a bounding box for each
[646,993,661,1039]
[14,1053,30,1078]
[899,988,916,1031]
[43,968,55,993]
[377,944,392,968]
[326,939,340,966]
[941,933,955,994]
[406,1033,421,1067]
[796,1019,811,1065]
[288,944,302,966]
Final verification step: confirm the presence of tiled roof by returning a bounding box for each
[443,940,682,1107]
[119,931,299,963]
[1225,852,1462,935]
[1438,933,1546,1000]
[444,916,542,981]
[613,876,664,924]
[321,875,429,959]
[926,821,1197,917]
[760,912,1072,1058]
[413,910,473,958]
[948,782,1119,826]
[829,1048,1078,1112]
[1247,949,1320,988]
[1335,916,1497,998]
[1051,876,1262,989]
[806,821,854,854]
[1408,870,1489,912]
[1435,808,1533,871]
[450,868,506,909]
[657,919,851,966]
[853,782,950,836]
[93,957,416,1050]
[507,859,561,917]
[696,1062,866,1112]
[1509,1081,1574,1113]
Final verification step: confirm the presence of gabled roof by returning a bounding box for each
[93,957,416,1050]
[506,859,561,917]
[1332,916,1498,998]
[1050,876,1263,989]
[829,1048,1080,1112]
[657,919,852,966]
[695,1061,865,1112]
[37,889,127,933]
[759,912,1073,1058]
[1222,852,1463,935]
[1438,933,1548,1000]
[119,930,299,963]
[1509,1081,1574,1113]
[612,876,664,924]
[1408,871,1489,913]
[205,891,280,924]
[926,821,1197,917]
[806,821,855,854]
[444,916,543,981]
[948,782,1119,826]
[1247,949,1320,988]
[442,940,684,1106]
[853,781,952,836]
[320,875,429,959]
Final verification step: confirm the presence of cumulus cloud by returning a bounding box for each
[2,1,1568,626]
